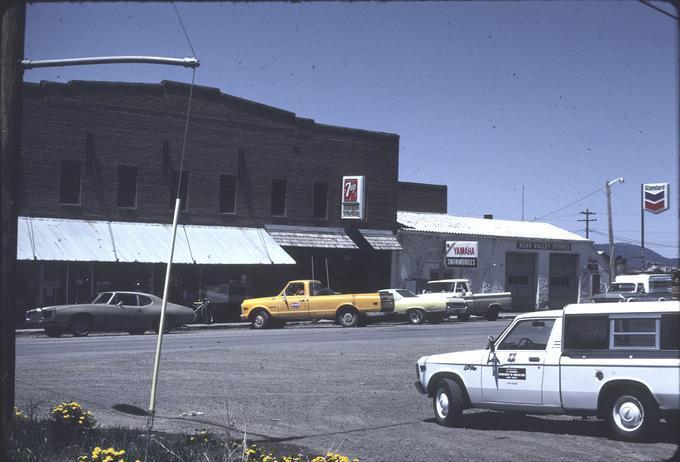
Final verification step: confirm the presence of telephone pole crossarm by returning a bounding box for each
[578,209,597,239]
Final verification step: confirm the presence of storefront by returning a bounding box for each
[15,216,295,323]
[392,212,607,311]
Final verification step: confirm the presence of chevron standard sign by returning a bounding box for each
[643,183,669,214]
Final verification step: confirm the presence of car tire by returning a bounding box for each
[69,316,92,337]
[45,327,63,338]
[128,329,146,335]
[408,309,425,325]
[270,319,286,329]
[337,308,359,327]
[486,307,500,321]
[606,389,658,441]
[153,316,174,334]
[433,378,465,427]
[456,314,470,322]
[251,310,271,329]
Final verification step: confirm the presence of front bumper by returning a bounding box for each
[25,309,57,325]
[365,311,391,318]
[446,302,468,315]
[415,380,427,395]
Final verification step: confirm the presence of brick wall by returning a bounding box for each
[397,181,447,213]
[21,80,400,231]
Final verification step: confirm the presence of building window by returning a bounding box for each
[220,175,237,214]
[508,275,529,285]
[171,170,189,211]
[313,182,328,219]
[117,166,137,208]
[550,276,570,286]
[59,160,82,205]
[270,179,287,216]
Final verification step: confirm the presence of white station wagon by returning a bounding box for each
[415,301,680,441]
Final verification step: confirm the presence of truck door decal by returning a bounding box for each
[497,367,526,380]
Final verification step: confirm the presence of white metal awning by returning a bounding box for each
[17,216,295,265]
[359,229,402,251]
[265,224,358,249]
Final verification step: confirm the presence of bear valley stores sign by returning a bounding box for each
[446,240,573,267]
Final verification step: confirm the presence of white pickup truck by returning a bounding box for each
[415,301,680,441]
[422,279,512,321]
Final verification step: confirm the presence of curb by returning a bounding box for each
[16,314,521,337]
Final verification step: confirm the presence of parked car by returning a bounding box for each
[422,279,511,321]
[415,301,679,441]
[241,280,394,329]
[25,291,195,337]
[378,289,465,324]
[591,274,672,303]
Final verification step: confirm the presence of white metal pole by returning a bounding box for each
[21,56,199,69]
[148,198,181,414]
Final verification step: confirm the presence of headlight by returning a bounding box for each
[41,308,55,319]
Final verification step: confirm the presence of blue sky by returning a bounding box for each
[24,1,679,260]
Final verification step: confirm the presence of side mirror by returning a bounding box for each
[486,335,495,351]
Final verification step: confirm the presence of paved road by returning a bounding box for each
[16,321,679,461]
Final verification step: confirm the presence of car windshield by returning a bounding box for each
[424,282,455,293]
[92,292,113,304]
[396,289,417,298]
[609,283,636,292]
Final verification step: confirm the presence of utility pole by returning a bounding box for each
[606,177,624,283]
[0,0,26,442]
[578,209,597,239]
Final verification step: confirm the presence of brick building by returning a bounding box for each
[17,80,402,321]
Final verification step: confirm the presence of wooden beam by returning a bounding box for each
[0,1,25,442]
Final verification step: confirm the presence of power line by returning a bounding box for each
[533,186,604,221]
[639,0,680,21]
[590,229,680,249]
[172,3,197,58]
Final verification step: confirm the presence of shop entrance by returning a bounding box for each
[548,253,579,309]
[505,252,537,311]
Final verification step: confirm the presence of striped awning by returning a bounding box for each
[17,216,295,265]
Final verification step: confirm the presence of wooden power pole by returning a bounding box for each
[0,0,25,443]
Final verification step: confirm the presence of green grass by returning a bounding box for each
[5,413,357,462]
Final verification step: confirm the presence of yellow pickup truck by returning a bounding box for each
[241,280,395,329]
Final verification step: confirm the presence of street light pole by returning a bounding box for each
[606,177,624,283]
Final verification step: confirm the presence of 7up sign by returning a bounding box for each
[643,183,669,214]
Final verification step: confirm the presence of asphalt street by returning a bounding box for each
[15,320,680,462]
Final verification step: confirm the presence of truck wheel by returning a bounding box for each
[433,378,464,427]
[251,310,271,329]
[270,319,286,329]
[408,309,425,325]
[486,307,499,321]
[337,308,359,327]
[606,389,658,441]
[45,327,63,338]
[456,314,470,322]
[69,315,92,337]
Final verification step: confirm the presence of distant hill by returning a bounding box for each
[594,243,678,267]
